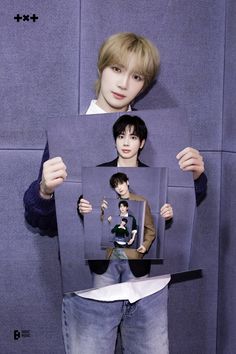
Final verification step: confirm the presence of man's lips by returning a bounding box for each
[112,92,126,99]
[122,149,131,153]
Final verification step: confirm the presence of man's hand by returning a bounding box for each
[127,238,134,245]
[137,245,147,253]
[78,198,93,214]
[40,157,67,199]
[176,147,205,180]
[127,231,137,246]
[101,199,108,211]
[160,203,173,221]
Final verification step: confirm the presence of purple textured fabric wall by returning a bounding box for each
[218,0,236,353]
[0,1,80,353]
[0,0,233,353]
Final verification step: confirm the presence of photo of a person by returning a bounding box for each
[117,201,138,246]
[105,172,156,259]
[107,201,138,247]
[99,196,146,255]
[84,168,158,262]
[112,218,129,246]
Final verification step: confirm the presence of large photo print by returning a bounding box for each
[82,167,167,260]
[49,109,196,292]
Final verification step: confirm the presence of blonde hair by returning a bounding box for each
[95,32,160,96]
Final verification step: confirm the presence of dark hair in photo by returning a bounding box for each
[121,218,128,224]
[110,172,129,189]
[113,115,148,143]
[119,200,129,208]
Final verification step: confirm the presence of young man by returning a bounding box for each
[108,172,156,258]
[112,218,129,242]
[99,171,157,274]
[24,32,207,354]
[117,200,138,246]
[106,200,138,245]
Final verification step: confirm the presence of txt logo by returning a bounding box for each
[14,14,38,22]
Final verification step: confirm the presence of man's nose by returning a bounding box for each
[118,74,129,90]
[123,136,130,146]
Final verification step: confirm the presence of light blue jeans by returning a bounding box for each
[93,260,136,287]
[62,285,169,354]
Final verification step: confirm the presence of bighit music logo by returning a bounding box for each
[14,329,31,340]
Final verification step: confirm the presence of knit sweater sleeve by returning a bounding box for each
[194,172,208,206]
[23,142,58,234]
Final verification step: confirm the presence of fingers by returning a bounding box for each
[40,157,67,197]
[78,198,92,214]
[137,245,146,253]
[176,147,202,166]
[160,203,173,220]
[176,147,198,160]
[101,199,108,211]
[176,147,205,180]
[78,198,106,215]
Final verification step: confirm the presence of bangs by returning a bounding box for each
[110,172,129,188]
[105,44,152,80]
[113,114,148,142]
[116,123,138,137]
[113,177,124,187]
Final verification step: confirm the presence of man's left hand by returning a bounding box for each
[176,147,205,180]
[137,245,147,253]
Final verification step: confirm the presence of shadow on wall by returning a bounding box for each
[135,81,179,110]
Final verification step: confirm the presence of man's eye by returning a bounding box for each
[118,134,124,139]
[111,66,121,73]
[133,74,144,81]
[131,135,138,140]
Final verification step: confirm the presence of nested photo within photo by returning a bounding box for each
[82,166,168,260]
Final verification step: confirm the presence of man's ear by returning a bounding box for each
[127,180,129,186]
[140,139,146,149]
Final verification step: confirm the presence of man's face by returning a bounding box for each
[114,181,129,198]
[115,125,145,162]
[96,54,145,113]
[120,220,127,227]
[119,204,128,215]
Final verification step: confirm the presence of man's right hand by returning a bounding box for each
[78,198,93,214]
[39,157,67,199]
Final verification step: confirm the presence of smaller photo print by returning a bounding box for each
[100,199,145,259]
[82,166,167,260]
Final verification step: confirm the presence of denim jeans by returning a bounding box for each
[62,285,169,354]
[92,260,142,287]
[110,248,129,260]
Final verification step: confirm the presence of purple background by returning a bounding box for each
[0,0,234,353]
